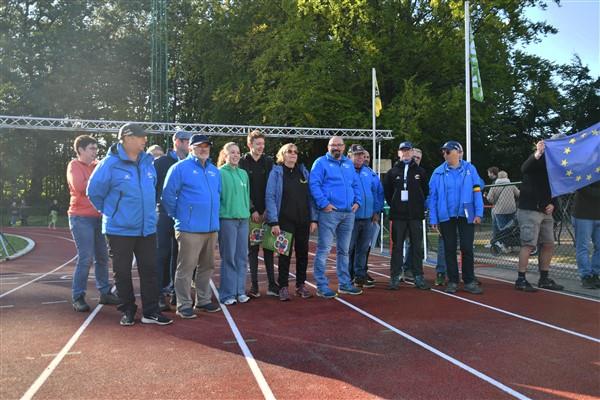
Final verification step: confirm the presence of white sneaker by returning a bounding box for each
[237,294,250,303]
[223,298,237,306]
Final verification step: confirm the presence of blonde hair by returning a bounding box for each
[275,143,297,165]
[217,142,239,167]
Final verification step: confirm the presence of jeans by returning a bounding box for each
[156,210,178,294]
[493,213,515,241]
[349,219,372,279]
[218,219,249,302]
[439,217,475,284]
[69,216,111,300]
[391,219,423,279]
[313,211,354,291]
[572,217,600,279]
[106,234,159,316]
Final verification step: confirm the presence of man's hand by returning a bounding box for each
[473,216,481,224]
[371,214,379,223]
[271,225,281,236]
[323,204,335,213]
[534,140,545,159]
[351,203,359,213]
[310,222,318,233]
[544,204,554,215]
[251,211,261,223]
[431,224,439,233]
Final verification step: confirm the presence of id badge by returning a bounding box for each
[401,190,409,201]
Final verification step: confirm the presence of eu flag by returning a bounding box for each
[545,121,600,197]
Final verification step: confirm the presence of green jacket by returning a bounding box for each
[219,164,251,219]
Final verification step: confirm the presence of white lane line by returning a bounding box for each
[0,255,77,299]
[41,300,68,305]
[0,305,15,309]
[41,352,81,357]
[20,304,103,400]
[209,280,276,400]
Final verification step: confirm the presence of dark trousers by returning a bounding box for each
[439,217,475,284]
[106,234,159,316]
[391,219,423,279]
[277,218,310,288]
[249,243,276,289]
[156,210,178,293]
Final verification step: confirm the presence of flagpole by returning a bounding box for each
[464,0,472,162]
[372,68,377,167]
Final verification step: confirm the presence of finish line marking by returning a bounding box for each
[0,256,77,299]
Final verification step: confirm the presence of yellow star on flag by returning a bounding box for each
[561,159,568,167]
[597,166,600,173]
[564,147,571,154]
[566,170,573,176]
[592,129,599,135]
[587,174,592,181]
[576,176,582,182]
[569,138,576,144]
[581,133,587,138]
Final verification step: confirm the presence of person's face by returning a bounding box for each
[226,145,241,166]
[123,135,147,153]
[398,148,413,161]
[249,137,265,156]
[413,151,422,165]
[328,138,344,159]
[283,146,298,165]
[364,152,370,166]
[352,152,365,168]
[78,143,98,164]
[192,143,211,161]
[442,148,460,164]
[487,171,496,179]
[175,137,190,154]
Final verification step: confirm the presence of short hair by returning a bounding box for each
[73,135,97,155]
[247,129,265,146]
[275,143,297,164]
[487,166,499,176]
[413,148,422,156]
[147,144,164,156]
[217,142,239,167]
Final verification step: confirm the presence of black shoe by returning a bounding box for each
[592,275,600,289]
[463,281,483,294]
[354,277,365,288]
[120,311,136,326]
[414,275,431,290]
[141,312,173,325]
[99,292,120,305]
[387,276,400,290]
[267,284,280,297]
[195,302,221,313]
[169,293,177,306]
[581,276,597,289]
[176,308,197,319]
[72,296,91,312]
[366,273,375,284]
[445,282,458,294]
[515,278,537,292]
[158,295,171,312]
[248,286,260,298]
[538,277,564,291]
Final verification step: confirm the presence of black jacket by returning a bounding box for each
[573,181,600,220]
[153,152,179,209]
[383,160,428,220]
[518,153,556,212]
[239,153,273,214]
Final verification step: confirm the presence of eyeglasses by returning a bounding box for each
[442,149,452,155]
[286,149,298,154]
[329,143,344,147]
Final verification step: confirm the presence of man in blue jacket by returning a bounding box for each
[309,136,363,298]
[161,134,222,319]
[348,144,384,288]
[428,140,484,294]
[87,123,173,326]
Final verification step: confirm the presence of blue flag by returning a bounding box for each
[544,121,600,197]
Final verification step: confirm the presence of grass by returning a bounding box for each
[0,233,29,259]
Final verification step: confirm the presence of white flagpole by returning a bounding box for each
[465,1,472,162]
[372,68,377,164]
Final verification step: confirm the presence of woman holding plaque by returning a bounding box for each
[265,143,317,301]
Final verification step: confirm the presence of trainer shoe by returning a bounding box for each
[445,282,458,294]
[387,276,400,290]
[413,275,431,290]
[176,308,197,319]
[99,292,120,305]
[538,277,564,291]
[295,284,313,299]
[223,298,237,306]
[266,284,280,297]
[72,295,91,312]
[248,286,260,298]
[581,275,597,289]
[141,312,173,325]
[434,272,446,286]
[119,311,136,326]
[463,281,483,294]
[354,277,365,288]
[366,273,376,284]
[237,294,251,303]
[279,287,290,301]
[158,295,171,312]
[592,275,600,288]
[515,278,537,292]
[195,302,221,313]
[169,293,177,306]
[316,287,338,299]
[401,268,414,282]
[338,285,363,295]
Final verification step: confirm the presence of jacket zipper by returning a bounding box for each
[112,191,123,218]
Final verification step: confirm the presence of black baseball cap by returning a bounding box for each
[349,144,366,154]
[118,123,146,139]
[190,134,212,146]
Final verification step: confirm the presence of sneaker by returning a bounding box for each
[592,275,600,289]
[176,308,197,319]
[515,278,537,292]
[581,276,597,289]
[223,298,237,306]
[401,268,414,282]
[141,312,173,325]
[366,273,376,284]
[99,292,120,305]
[445,282,458,294]
[295,284,313,299]
[316,287,338,299]
[169,293,177,306]
[434,272,446,286]
[120,311,135,326]
[387,276,400,290]
[279,287,290,301]
[266,284,280,297]
[538,277,564,291]
[413,275,431,290]
[474,277,482,286]
[338,285,363,295]
[72,296,91,312]
[195,302,221,313]
[354,277,365,288]
[158,295,171,312]
[248,286,260,298]
[237,294,251,303]
[463,281,483,294]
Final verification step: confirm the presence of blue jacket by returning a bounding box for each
[354,165,384,219]
[87,143,157,237]
[309,153,362,211]
[161,154,221,233]
[265,164,317,224]
[428,160,484,224]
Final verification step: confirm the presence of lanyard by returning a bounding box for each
[403,162,409,190]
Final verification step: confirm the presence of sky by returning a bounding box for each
[523,0,599,77]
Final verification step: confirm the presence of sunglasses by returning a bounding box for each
[286,149,298,154]
[442,149,453,155]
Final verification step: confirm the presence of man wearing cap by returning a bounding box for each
[348,144,384,288]
[87,123,172,326]
[428,140,483,294]
[161,134,222,319]
[384,141,430,290]
[309,136,363,298]
[153,130,191,309]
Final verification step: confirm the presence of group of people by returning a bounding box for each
[67,122,594,327]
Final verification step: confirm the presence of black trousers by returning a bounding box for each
[106,234,159,316]
[390,219,423,279]
[249,244,276,289]
[438,217,475,284]
[277,218,310,288]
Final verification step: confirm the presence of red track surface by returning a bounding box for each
[1,227,599,400]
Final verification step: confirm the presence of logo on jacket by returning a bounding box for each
[147,172,155,179]
[342,164,350,168]
[415,174,421,180]
[207,171,216,177]
[123,174,131,180]
[193,169,199,174]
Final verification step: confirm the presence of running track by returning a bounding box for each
[0,227,599,400]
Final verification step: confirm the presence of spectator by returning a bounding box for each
[48,199,59,229]
[147,144,164,159]
[487,170,520,248]
[19,199,28,226]
[9,201,19,226]
[572,181,600,289]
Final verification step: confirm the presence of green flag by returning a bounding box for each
[470,27,484,102]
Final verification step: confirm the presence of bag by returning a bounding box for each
[262,228,293,256]
[249,220,265,245]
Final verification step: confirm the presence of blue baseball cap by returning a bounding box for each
[174,130,192,140]
[441,140,463,152]
[398,141,413,150]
